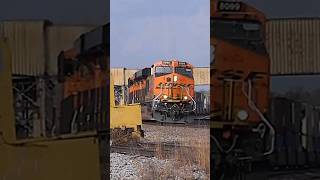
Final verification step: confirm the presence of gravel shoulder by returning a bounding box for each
[141,124,210,144]
[111,153,209,180]
[111,124,210,179]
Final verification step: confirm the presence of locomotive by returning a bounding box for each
[128,60,196,121]
[58,30,143,140]
[211,0,275,178]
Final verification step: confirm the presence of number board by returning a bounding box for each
[178,62,187,66]
[162,61,171,65]
[217,1,242,12]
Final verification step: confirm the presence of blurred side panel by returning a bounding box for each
[111,68,126,86]
[46,25,95,75]
[266,18,320,75]
[0,20,48,76]
[193,67,210,85]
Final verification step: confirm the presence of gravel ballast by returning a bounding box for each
[111,153,209,180]
[111,124,210,179]
[142,124,210,144]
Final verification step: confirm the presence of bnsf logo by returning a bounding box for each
[218,2,241,12]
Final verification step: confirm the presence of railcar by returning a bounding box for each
[0,24,112,179]
[58,49,143,141]
[128,60,196,121]
[210,0,320,179]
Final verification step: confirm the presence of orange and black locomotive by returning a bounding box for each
[128,60,196,121]
[211,0,275,178]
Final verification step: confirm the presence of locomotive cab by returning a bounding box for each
[152,61,195,101]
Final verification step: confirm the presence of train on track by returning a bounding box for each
[211,0,320,179]
[59,33,143,143]
[128,60,196,122]
[0,23,143,179]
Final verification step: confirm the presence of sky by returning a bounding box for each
[110,0,210,68]
[0,0,319,26]
[0,0,320,91]
[0,0,319,69]
[243,0,320,18]
[0,0,109,25]
[271,75,320,93]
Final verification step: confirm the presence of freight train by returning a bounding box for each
[211,0,320,179]
[0,23,143,179]
[58,25,143,142]
[128,60,196,121]
[0,24,111,179]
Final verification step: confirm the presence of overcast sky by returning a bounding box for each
[110,0,320,69]
[243,0,320,18]
[0,0,319,91]
[1,0,320,69]
[0,0,108,25]
[110,0,210,68]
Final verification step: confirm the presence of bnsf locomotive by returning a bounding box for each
[211,0,275,178]
[212,1,320,179]
[128,60,196,121]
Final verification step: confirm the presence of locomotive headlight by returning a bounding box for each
[183,96,188,100]
[237,110,248,121]
[173,75,178,82]
[163,95,168,99]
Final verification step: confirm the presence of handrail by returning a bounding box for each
[152,84,164,110]
[241,80,275,156]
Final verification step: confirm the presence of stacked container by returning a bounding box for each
[269,97,320,167]
[194,91,210,115]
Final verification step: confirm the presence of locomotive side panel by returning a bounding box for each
[58,49,108,134]
[211,1,320,179]
[212,38,269,123]
[211,0,274,178]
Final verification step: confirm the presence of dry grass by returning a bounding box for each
[137,134,210,179]
[137,161,176,180]
[179,139,210,173]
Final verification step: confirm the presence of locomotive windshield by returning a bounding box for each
[211,19,262,40]
[211,19,266,54]
[155,66,172,77]
[175,67,193,78]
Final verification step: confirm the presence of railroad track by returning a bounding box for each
[230,167,320,180]
[143,119,209,128]
[111,142,195,158]
[263,168,320,180]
